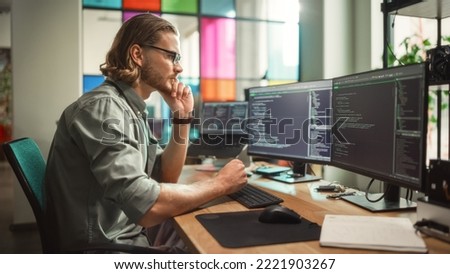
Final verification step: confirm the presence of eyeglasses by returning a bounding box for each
[143,45,182,65]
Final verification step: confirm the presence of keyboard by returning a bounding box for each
[228,184,284,209]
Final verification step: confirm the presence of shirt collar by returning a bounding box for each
[105,79,147,119]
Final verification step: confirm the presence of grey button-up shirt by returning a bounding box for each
[45,79,164,249]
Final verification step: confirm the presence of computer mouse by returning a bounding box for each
[258,205,302,224]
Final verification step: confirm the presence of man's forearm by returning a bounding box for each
[159,123,190,182]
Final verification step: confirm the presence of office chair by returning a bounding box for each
[3,137,167,254]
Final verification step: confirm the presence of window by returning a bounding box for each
[82,0,300,119]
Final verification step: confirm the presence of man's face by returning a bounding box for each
[140,32,183,95]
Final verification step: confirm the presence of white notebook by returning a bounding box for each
[319,214,427,253]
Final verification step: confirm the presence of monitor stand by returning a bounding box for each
[268,162,321,184]
[341,184,417,212]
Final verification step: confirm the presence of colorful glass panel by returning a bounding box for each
[201,79,236,101]
[123,11,160,22]
[83,0,121,9]
[123,0,160,11]
[201,0,235,17]
[83,75,105,93]
[236,20,268,80]
[267,22,299,80]
[201,18,236,79]
[162,0,197,14]
[162,15,199,79]
[83,10,122,75]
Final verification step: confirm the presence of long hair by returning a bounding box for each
[100,13,177,84]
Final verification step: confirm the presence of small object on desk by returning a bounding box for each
[414,219,450,244]
[228,184,284,208]
[326,191,355,199]
[316,185,339,192]
[258,204,302,224]
[319,214,428,253]
[254,166,291,175]
[246,171,253,177]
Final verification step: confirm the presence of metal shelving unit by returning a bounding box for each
[380,1,450,243]
[381,0,450,67]
[382,0,450,159]
[382,0,450,19]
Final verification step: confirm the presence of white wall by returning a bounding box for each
[371,0,384,69]
[323,0,353,78]
[322,0,383,78]
[11,0,82,224]
[82,9,121,75]
[354,0,373,72]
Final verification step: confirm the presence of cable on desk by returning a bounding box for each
[365,178,386,203]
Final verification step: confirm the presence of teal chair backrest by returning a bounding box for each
[3,137,46,210]
[2,137,52,252]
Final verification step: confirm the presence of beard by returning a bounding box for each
[140,59,171,94]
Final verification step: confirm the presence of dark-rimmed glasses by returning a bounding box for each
[143,45,182,65]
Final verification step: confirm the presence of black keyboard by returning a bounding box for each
[228,184,284,209]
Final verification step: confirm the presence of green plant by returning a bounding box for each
[388,35,450,123]
[388,35,450,65]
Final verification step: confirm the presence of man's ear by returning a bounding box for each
[130,44,144,67]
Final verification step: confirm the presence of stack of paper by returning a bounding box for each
[319,214,427,253]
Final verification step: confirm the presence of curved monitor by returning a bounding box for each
[246,79,333,183]
[332,63,428,211]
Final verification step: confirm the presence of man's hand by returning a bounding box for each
[215,159,248,195]
[160,79,194,118]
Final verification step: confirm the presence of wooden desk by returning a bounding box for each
[173,165,450,254]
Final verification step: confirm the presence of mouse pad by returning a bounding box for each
[195,210,321,248]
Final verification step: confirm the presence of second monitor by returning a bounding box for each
[331,63,428,212]
[187,101,248,162]
[246,79,333,183]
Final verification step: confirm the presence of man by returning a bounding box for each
[44,13,247,252]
